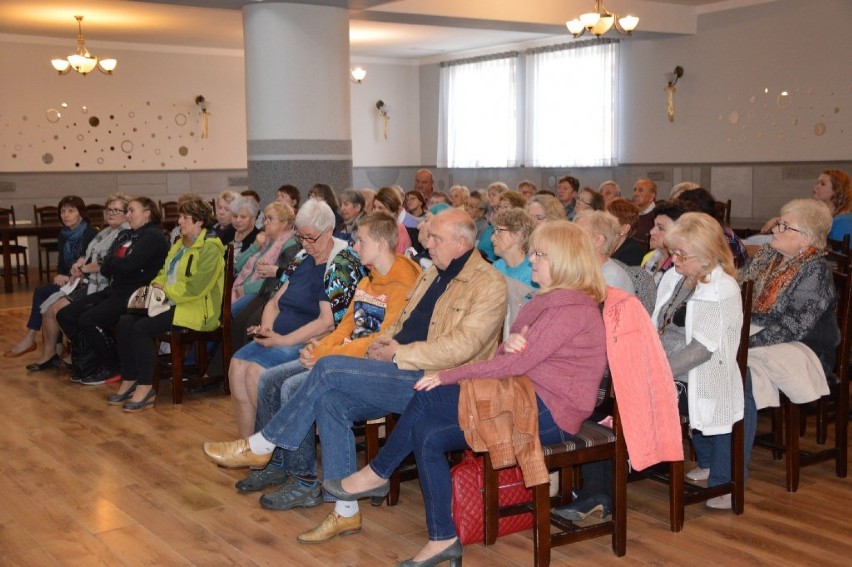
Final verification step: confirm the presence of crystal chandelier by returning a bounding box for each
[50,16,117,76]
[566,1,639,38]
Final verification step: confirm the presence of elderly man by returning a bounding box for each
[599,180,621,205]
[632,178,658,249]
[415,168,434,200]
[203,208,507,543]
[557,175,580,220]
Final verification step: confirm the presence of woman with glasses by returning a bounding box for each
[574,188,605,214]
[228,199,366,437]
[404,190,428,225]
[491,208,535,287]
[25,194,132,372]
[6,196,98,360]
[525,194,566,228]
[477,191,527,263]
[642,202,687,284]
[229,196,261,261]
[652,212,744,510]
[323,220,607,566]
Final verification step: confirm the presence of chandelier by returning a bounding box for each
[51,16,117,76]
[566,1,639,38]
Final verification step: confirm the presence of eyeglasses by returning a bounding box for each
[106,207,127,215]
[670,250,696,261]
[531,215,548,222]
[578,199,593,207]
[530,250,548,259]
[494,227,511,233]
[295,228,327,243]
[774,220,802,234]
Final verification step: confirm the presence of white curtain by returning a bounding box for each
[525,40,618,167]
[438,54,520,168]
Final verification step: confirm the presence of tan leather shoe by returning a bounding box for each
[202,438,272,469]
[297,511,362,543]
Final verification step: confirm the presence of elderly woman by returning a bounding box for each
[230,195,260,260]
[229,199,365,437]
[449,185,470,208]
[276,184,301,212]
[57,197,170,385]
[642,202,687,284]
[606,198,646,266]
[653,212,743,509]
[485,182,510,223]
[110,200,225,411]
[214,190,240,245]
[324,220,607,566]
[491,208,535,287]
[26,194,131,372]
[526,194,567,228]
[575,210,635,294]
[231,202,297,318]
[6,196,99,359]
[478,191,527,262]
[370,187,413,254]
[308,183,344,230]
[575,188,605,214]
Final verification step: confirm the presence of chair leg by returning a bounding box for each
[532,483,552,567]
[836,378,849,479]
[483,455,499,545]
[668,460,684,532]
[171,335,184,405]
[783,398,800,492]
[731,420,745,515]
[613,441,627,556]
[770,406,784,460]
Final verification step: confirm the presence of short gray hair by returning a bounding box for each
[295,198,335,233]
[229,195,260,219]
[436,208,476,247]
[574,210,622,256]
[781,198,833,250]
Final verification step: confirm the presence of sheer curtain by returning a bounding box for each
[437,53,520,168]
[525,39,618,167]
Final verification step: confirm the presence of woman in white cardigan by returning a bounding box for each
[652,212,744,509]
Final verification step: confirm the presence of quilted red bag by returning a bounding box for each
[450,450,533,544]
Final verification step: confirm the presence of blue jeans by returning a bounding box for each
[743,369,756,484]
[232,340,304,369]
[260,355,423,476]
[366,386,576,541]
[255,360,315,477]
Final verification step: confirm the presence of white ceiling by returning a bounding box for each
[0,0,775,59]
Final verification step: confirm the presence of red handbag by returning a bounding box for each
[450,450,533,545]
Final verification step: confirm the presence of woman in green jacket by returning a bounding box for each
[111,199,225,412]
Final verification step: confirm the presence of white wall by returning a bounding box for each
[349,61,421,167]
[0,39,247,172]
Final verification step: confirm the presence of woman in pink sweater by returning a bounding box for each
[323,220,608,567]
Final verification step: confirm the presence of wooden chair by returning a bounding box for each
[0,206,29,284]
[154,244,234,404]
[716,199,732,226]
[86,204,106,228]
[481,374,626,565]
[159,201,179,225]
[34,205,60,281]
[642,279,753,530]
[753,254,851,491]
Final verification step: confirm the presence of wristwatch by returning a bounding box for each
[392,354,397,366]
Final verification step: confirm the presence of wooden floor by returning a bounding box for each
[0,277,850,566]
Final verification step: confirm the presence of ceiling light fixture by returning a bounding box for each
[566,1,639,38]
[50,16,117,76]
[350,67,367,84]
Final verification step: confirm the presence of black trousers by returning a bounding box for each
[116,308,178,386]
[56,288,132,375]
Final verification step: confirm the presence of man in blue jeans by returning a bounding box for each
[204,208,507,543]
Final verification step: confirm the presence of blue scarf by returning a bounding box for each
[61,221,89,267]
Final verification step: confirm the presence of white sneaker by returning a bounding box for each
[686,467,710,481]
[705,494,732,510]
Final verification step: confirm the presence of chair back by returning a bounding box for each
[159,201,179,224]
[736,279,754,379]
[34,205,60,225]
[716,199,732,226]
[86,204,106,225]
[831,255,852,385]
[826,247,851,275]
[0,206,15,227]
[827,234,851,255]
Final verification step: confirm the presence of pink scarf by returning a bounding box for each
[233,231,292,300]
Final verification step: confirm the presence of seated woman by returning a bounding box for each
[525,194,567,228]
[606,198,645,267]
[308,183,344,231]
[276,184,301,213]
[231,202,297,319]
[490,208,535,287]
[676,187,748,268]
[27,194,131,372]
[5,196,98,359]
[324,220,608,566]
[654,212,744,509]
[485,182,510,224]
[740,199,839,487]
[214,189,240,245]
[574,210,635,294]
[642,202,687,284]
[370,187,413,254]
[228,199,365,437]
[404,190,428,226]
[574,187,605,214]
[478,191,527,262]
[56,197,170,385]
[111,199,224,412]
[229,195,260,260]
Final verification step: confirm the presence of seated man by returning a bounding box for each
[234,212,421,508]
[204,208,508,543]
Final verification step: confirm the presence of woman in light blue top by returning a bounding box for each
[490,208,535,287]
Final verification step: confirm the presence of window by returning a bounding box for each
[525,40,619,167]
[437,53,520,168]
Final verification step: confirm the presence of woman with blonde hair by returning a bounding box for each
[324,220,608,566]
[574,210,634,294]
[526,194,567,227]
[214,189,240,245]
[653,212,743,509]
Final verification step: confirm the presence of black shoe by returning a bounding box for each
[26,355,65,372]
[398,539,463,567]
[107,382,138,406]
[235,466,291,493]
[322,477,390,502]
[553,493,612,521]
[81,368,120,386]
[259,477,323,511]
[123,388,157,412]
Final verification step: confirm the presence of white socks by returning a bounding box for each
[248,432,276,455]
[334,500,360,518]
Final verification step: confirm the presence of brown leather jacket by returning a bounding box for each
[458,375,549,488]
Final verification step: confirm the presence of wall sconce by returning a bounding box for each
[350,67,367,84]
[664,66,684,123]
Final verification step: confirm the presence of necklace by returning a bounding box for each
[657,277,694,336]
